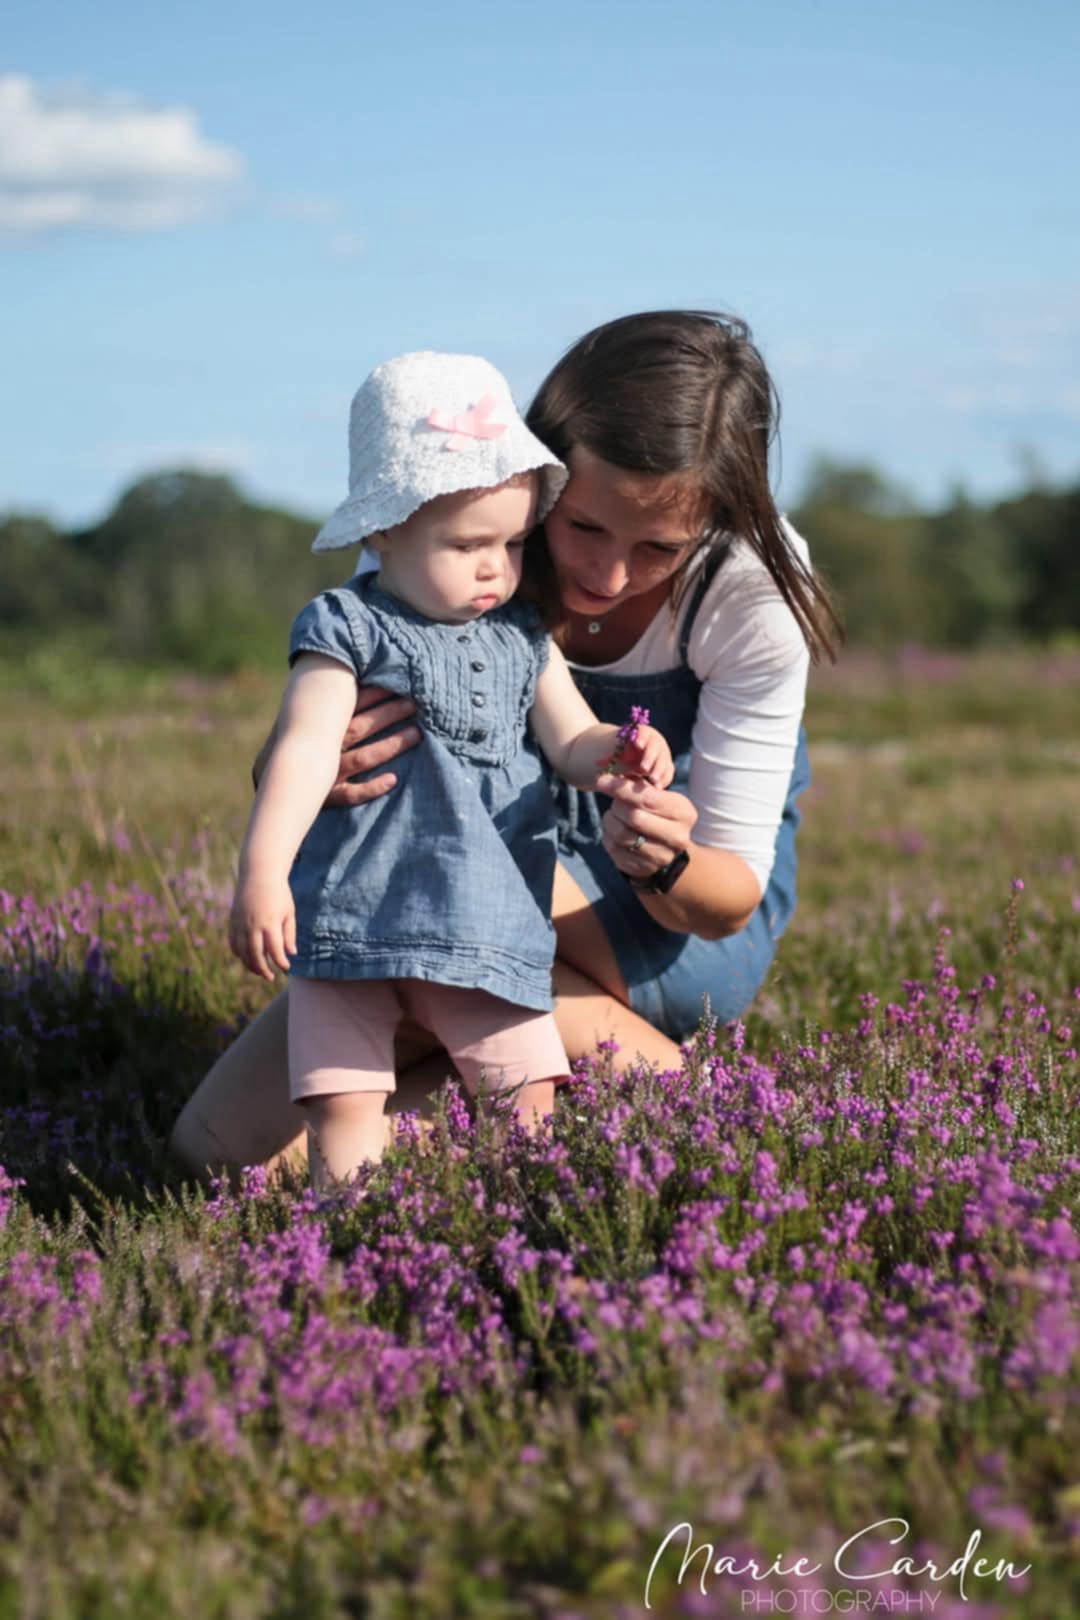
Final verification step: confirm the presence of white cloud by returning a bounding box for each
[0,74,244,233]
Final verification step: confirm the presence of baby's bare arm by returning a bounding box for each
[252,685,422,806]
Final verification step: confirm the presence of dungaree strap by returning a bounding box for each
[677,540,731,665]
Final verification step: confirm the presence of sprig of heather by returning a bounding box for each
[605,704,651,777]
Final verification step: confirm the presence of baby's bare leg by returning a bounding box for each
[299,1093,389,1190]
[505,1078,556,1133]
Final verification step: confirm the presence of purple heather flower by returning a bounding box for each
[617,704,651,741]
[610,705,651,762]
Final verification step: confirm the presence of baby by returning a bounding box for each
[229,352,672,1189]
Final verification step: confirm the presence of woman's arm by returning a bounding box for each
[595,771,762,939]
[598,547,811,939]
[530,643,673,789]
[230,654,360,979]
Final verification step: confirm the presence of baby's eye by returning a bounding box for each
[645,542,682,557]
[507,538,525,551]
[453,543,479,553]
[569,519,602,533]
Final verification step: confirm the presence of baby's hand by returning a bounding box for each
[228,874,296,982]
[605,724,675,789]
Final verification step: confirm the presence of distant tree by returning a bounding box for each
[0,513,95,626]
[994,484,1080,638]
[9,458,1074,667]
[791,458,933,645]
[921,487,1024,645]
[71,467,348,668]
[797,456,919,518]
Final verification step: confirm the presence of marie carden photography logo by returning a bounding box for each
[644,1518,1033,1611]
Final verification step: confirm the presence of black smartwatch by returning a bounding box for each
[628,849,690,895]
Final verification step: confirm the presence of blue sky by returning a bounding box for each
[4,0,1078,529]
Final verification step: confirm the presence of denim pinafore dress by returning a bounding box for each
[551,546,812,1038]
[286,576,558,1011]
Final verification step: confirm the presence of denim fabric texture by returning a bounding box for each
[550,552,811,1039]
[286,575,558,1011]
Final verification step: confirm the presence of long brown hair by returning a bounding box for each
[524,309,842,663]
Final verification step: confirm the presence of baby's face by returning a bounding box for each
[370,473,539,623]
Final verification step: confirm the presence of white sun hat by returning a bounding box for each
[312,350,568,553]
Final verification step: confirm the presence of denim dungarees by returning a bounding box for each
[286,576,558,1011]
[550,548,812,1038]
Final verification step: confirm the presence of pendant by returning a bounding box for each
[587,620,602,635]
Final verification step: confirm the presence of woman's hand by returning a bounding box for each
[596,773,762,938]
[253,686,422,809]
[596,771,698,882]
[229,874,296,982]
[326,686,422,807]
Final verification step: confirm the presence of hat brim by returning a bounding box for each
[311,459,568,553]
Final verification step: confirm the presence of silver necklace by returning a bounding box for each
[587,619,602,635]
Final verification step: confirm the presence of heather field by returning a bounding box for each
[1,646,1078,1619]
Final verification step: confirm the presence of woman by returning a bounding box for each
[168,309,840,1180]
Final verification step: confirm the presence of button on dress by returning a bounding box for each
[286,576,558,1011]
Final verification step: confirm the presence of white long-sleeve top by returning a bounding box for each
[566,519,812,900]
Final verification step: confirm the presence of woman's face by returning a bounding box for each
[544,446,709,620]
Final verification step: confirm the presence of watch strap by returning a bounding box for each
[628,849,691,895]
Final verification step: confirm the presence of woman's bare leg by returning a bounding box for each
[551,863,682,1071]
[552,960,681,1070]
[167,992,308,1184]
[384,1034,449,1118]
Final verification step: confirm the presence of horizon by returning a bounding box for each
[9,445,1074,539]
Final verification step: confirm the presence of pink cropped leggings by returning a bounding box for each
[287,976,570,1101]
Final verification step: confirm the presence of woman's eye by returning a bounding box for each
[569,519,602,533]
[507,539,525,551]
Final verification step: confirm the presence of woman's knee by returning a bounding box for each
[165,994,304,1181]
[166,1099,240,1183]
[165,1109,205,1180]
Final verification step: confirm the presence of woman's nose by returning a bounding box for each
[589,557,629,595]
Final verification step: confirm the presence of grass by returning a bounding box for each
[0,645,1077,1618]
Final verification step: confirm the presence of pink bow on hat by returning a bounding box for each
[426,392,508,450]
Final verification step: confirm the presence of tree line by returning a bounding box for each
[1,461,1077,671]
